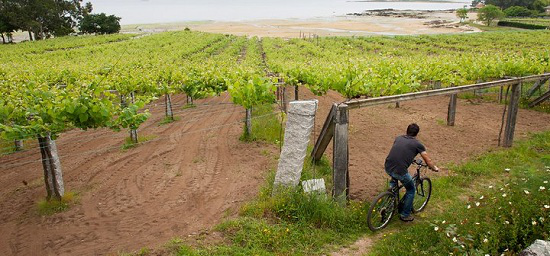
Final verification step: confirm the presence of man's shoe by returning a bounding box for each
[399,215,414,222]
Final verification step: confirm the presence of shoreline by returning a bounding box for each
[120,10,480,38]
[10,10,479,42]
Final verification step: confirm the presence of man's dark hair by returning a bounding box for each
[407,123,420,137]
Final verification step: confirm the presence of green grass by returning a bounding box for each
[240,103,284,145]
[0,138,35,155]
[181,104,197,110]
[37,192,79,215]
[159,116,180,126]
[122,134,157,150]
[467,22,526,31]
[368,131,550,255]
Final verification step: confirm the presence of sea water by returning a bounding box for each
[89,0,470,25]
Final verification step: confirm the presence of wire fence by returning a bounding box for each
[0,110,281,170]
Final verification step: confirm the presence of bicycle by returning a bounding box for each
[366,159,433,231]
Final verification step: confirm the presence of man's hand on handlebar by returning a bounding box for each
[430,166,440,172]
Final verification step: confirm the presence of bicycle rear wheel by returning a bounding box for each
[413,177,432,213]
[367,192,397,231]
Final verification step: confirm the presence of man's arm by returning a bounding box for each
[420,151,439,172]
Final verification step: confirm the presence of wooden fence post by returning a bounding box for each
[295,85,299,101]
[333,104,349,205]
[447,94,457,126]
[245,108,252,136]
[282,87,287,113]
[503,83,520,147]
[14,140,23,151]
[498,86,503,103]
[311,104,337,162]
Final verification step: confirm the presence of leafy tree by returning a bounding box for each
[456,8,469,23]
[485,0,549,12]
[0,0,92,41]
[79,13,121,34]
[504,6,536,16]
[478,5,505,26]
[0,12,18,43]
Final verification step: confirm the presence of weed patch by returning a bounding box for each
[159,116,180,126]
[122,134,157,150]
[240,103,284,145]
[37,192,79,215]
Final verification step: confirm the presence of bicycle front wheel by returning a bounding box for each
[367,192,397,231]
[413,177,432,213]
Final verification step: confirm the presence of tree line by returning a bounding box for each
[0,0,121,43]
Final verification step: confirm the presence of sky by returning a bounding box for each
[88,0,469,25]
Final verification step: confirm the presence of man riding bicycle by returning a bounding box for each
[384,123,439,222]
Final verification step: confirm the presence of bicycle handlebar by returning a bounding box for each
[412,159,428,167]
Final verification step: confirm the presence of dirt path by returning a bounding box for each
[0,93,277,255]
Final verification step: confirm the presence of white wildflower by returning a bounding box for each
[509,201,512,205]
[475,222,480,225]
[505,221,510,224]
[540,186,546,191]
[483,238,488,243]
[502,193,507,197]
[544,180,548,184]
[479,196,484,200]
[442,220,446,224]
[532,221,537,226]
[446,232,450,237]
[544,205,549,209]
[476,202,480,207]
[467,204,471,209]
[434,226,439,231]
[489,185,493,189]
[524,190,530,194]
[453,237,458,243]
[504,168,510,172]
[485,254,490,256]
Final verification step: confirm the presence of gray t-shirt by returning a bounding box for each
[385,135,426,175]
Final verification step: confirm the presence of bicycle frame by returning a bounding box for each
[390,159,428,203]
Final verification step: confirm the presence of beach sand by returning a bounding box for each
[121,11,480,38]
[9,11,479,42]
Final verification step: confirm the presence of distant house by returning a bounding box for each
[545,6,550,14]
[475,2,485,8]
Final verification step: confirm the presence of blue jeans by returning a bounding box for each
[386,170,415,218]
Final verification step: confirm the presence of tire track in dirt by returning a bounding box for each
[0,92,278,255]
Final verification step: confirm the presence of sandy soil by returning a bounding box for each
[1,88,548,255]
[0,93,278,255]
[121,11,480,38]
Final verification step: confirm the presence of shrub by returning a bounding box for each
[497,20,548,29]
[504,6,535,17]
[79,13,121,34]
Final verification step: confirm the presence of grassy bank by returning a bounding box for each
[369,131,549,255]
